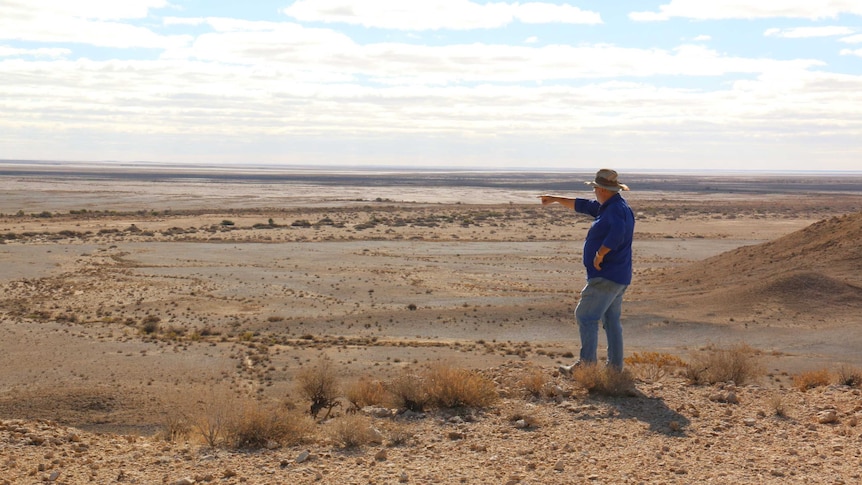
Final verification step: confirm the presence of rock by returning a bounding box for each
[173,478,195,485]
[296,450,311,463]
[374,449,388,461]
[817,410,839,424]
[554,459,565,471]
[399,471,409,483]
[47,470,60,482]
[743,418,757,426]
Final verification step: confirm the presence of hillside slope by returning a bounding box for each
[642,211,862,324]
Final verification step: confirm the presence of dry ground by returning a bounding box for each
[1,170,861,484]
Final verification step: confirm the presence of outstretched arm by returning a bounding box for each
[538,194,576,211]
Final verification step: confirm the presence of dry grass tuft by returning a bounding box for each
[684,343,764,385]
[387,372,430,412]
[327,414,381,449]
[793,368,833,391]
[571,364,636,397]
[227,401,314,449]
[345,376,389,411]
[519,368,550,398]
[424,363,499,409]
[625,351,687,383]
[835,365,862,388]
[767,394,791,418]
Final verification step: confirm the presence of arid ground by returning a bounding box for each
[1,165,861,484]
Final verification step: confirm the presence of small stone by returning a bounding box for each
[399,471,409,483]
[817,410,839,424]
[48,470,60,482]
[447,431,464,440]
[374,449,387,461]
[296,451,311,463]
[173,478,195,485]
[554,459,565,471]
[743,418,757,426]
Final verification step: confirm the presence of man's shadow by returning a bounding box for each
[575,390,692,436]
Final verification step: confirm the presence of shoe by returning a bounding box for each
[558,361,582,376]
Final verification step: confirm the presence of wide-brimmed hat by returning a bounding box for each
[585,169,629,192]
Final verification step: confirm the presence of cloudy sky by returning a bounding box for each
[2,0,861,171]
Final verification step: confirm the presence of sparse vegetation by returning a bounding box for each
[570,364,636,397]
[327,414,380,449]
[296,356,341,419]
[423,363,498,409]
[685,343,764,386]
[625,351,687,383]
[226,401,313,449]
[345,376,389,411]
[793,368,833,391]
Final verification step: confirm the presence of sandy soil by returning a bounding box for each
[1,169,861,484]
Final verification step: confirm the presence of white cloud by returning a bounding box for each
[631,0,862,21]
[0,45,71,58]
[0,0,189,49]
[692,35,712,42]
[282,0,601,30]
[764,26,856,38]
[840,48,862,56]
[525,36,539,44]
[840,33,862,43]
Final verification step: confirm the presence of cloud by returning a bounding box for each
[692,35,712,42]
[0,0,188,49]
[0,45,71,58]
[764,26,856,38]
[630,0,862,21]
[841,48,862,56]
[840,33,862,43]
[282,0,601,30]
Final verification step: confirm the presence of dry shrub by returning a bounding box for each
[684,343,764,385]
[327,414,380,449]
[192,390,238,448]
[424,363,498,409]
[296,356,341,418]
[768,394,790,418]
[387,372,430,412]
[793,368,833,391]
[345,376,389,410]
[625,351,687,382]
[158,408,191,442]
[519,368,550,398]
[835,365,862,388]
[227,401,314,449]
[571,364,636,397]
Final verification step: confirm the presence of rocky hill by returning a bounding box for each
[644,211,862,324]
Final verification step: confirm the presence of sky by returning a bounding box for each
[1,1,862,172]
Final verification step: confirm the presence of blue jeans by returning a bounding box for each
[575,277,628,370]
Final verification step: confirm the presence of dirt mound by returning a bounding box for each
[645,211,862,322]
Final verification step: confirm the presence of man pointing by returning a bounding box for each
[539,169,635,372]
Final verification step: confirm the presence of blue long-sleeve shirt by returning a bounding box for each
[575,193,635,285]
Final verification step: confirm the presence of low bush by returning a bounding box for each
[296,356,341,419]
[424,363,498,409]
[345,376,389,410]
[625,351,687,383]
[836,365,862,387]
[684,343,764,385]
[793,368,832,391]
[227,402,314,449]
[327,414,380,449]
[571,364,636,397]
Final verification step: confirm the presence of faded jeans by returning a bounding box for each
[576,277,628,370]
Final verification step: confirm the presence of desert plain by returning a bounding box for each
[1,164,861,484]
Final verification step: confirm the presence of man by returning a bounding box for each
[539,169,635,372]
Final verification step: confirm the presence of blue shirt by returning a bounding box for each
[575,193,635,285]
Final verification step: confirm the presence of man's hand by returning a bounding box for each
[593,246,610,270]
[593,252,604,270]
